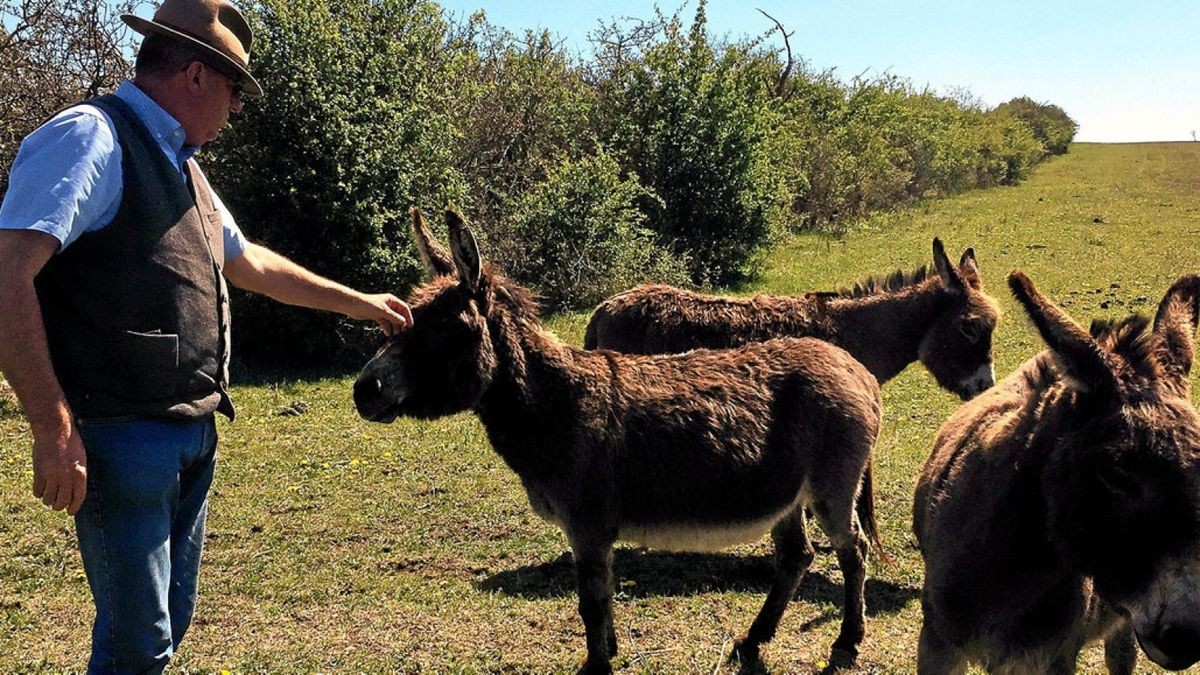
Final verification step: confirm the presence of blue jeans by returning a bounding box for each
[73,416,217,674]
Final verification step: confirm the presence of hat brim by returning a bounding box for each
[122,13,263,98]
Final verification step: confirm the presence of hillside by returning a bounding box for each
[2,142,1198,672]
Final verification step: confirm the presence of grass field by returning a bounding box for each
[2,142,1199,673]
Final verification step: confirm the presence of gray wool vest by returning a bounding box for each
[35,94,235,421]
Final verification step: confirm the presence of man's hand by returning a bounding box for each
[223,242,414,336]
[349,293,414,337]
[31,418,87,516]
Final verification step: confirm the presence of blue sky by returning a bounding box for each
[436,0,1200,143]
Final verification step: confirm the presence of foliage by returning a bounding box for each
[598,3,783,285]
[0,0,133,199]
[203,0,466,366]
[994,96,1079,155]
[446,17,598,229]
[0,0,1081,367]
[498,149,689,311]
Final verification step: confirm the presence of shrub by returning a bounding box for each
[994,97,1078,155]
[598,2,781,285]
[203,0,465,366]
[498,150,689,311]
[446,18,598,230]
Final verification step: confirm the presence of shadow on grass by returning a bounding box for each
[478,549,918,618]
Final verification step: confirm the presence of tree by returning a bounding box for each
[0,0,134,198]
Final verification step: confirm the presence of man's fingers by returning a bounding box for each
[41,482,59,507]
[67,483,86,516]
[384,297,413,328]
[32,475,46,500]
[51,482,71,511]
[65,464,87,515]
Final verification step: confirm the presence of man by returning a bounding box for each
[0,0,412,671]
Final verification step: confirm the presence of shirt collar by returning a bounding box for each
[113,80,200,170]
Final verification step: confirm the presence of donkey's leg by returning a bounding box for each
[812,497,869,664]
[572,540,616,674]
[917,620,967,675]
[732,508,815,663]
[1103,622,1137,675]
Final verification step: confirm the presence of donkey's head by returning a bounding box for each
[1010,271,1200,671]
[354,209,501,422]
[917,239,1000,400]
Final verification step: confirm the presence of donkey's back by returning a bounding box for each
[583,284,795,354]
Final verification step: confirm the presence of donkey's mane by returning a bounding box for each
[1091,315,1158,374]
[835,265,932,299]
[485,266,542,319]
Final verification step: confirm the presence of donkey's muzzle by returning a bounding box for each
[353,375,397,423]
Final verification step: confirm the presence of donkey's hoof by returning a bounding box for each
[730,634,762,663]
[829,644,859,668]
[577,658,613,675]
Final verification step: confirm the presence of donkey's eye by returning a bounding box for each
[958,323,982,343]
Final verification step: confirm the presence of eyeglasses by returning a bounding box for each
[182,61,246,103]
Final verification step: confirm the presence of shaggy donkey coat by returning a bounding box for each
[914,271,1200,674]
[355,210,884,673]
[584,240,1001,400]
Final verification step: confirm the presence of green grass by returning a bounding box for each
[3,142,1200,673]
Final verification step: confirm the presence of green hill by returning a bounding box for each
[3,142,1198,672]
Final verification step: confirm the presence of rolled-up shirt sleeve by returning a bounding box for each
[0,107,123,250]
[209,185,246,263]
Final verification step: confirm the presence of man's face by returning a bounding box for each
[185,61,244,146]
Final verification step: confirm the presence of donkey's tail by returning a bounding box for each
[857,458,890,565]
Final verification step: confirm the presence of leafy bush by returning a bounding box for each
[204,0,465,366]
[498,149,689,311]
[446,19,598,230]
[598,2,782,285]
[994,97,1078,155]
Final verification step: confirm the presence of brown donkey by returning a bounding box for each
[584,241,1001,400]
[355,210,884,673]
[914,271,1200,674]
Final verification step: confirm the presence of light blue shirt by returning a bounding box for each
[0,80,246,260]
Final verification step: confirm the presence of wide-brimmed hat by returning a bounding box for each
[122,0,262,97]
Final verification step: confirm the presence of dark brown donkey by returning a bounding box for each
[584,240,1001,400]
[355,210,885,673]
[914,271,1200,674]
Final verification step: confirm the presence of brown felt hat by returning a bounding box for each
[122,0,262,97]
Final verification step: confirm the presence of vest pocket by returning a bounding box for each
[117,330,180,398]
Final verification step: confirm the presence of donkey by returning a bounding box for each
[355,210,885,673]
[584,240,1001,400]
[913,271,1200,674]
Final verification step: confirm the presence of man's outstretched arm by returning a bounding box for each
[0,230,87,515]
[222,241,413,335]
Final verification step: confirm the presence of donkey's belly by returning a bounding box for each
[618,489,805,552]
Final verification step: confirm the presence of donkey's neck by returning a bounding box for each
[474,307,605,472]
[820,282,949,383]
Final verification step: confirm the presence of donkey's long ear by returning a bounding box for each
[959,247,981,287]
[411,207,455,278]
[933,238,966,293]
[1152,274,1200,391]
[446,209,482,291]
[1008,271,1118,393]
